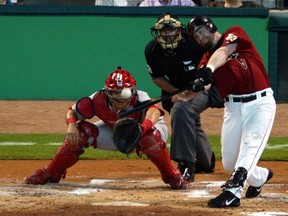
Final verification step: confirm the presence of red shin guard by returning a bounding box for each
[139,129,184,189]
[46,121,99,182]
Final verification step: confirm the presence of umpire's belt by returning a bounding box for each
[225,91,267,103]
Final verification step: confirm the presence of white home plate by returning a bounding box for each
[185,189,210,198]
[202,181,225,188]
[69,188,101,195]
[92,201,149,206]
[90,179,114,184]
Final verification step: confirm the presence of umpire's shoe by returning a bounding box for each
[208,191,240,208]
[245,169,273,198]
[178,161,195,183]
[195,152,215,173]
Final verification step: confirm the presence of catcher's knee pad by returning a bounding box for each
[139,129,166,155]
[77,121,99,148]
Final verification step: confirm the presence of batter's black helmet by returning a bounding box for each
[187,16,217,35]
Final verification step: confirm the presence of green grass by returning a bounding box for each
[0,134,287,161]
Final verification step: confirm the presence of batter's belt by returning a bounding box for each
[225,91,267,103]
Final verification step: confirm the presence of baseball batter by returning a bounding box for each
[187,16,276,207]
[24,67,189,189]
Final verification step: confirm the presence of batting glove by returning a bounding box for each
[191,79,205,92]
[196,66,213,85]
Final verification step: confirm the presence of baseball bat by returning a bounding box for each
[118,86,191,118]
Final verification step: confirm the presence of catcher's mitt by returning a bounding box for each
[113,118,142,154]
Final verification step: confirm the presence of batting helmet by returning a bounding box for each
[187,16,217,35]
[104,67,137,110]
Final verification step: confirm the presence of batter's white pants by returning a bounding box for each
[221,88,276,197]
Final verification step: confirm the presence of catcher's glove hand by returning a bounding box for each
[113,118,142,154]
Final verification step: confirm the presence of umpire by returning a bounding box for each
[144,12,222,182]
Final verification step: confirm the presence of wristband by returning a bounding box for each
[140,119,154,134]
[66,117,76,125]
[206,64,215,73]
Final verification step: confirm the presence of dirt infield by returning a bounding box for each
[0,101,287,215]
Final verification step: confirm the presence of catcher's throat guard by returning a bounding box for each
[113,118,142,154]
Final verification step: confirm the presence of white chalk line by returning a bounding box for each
[0,142,61,146]
[266,143,288,149]
[1,142,288,149]
[0,142,36,146]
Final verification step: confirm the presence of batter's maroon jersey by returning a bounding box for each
[198,26,270,99]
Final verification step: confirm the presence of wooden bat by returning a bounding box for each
[118,86,191,118]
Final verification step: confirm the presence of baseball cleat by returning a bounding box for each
[24,169,66,185]
[181,167,195,183]
[24,169,52,185]
[169,175,190,190]
[179,177,190,189]
[208,191,240,208]
[178,162,195,183]
[245,169,273,198]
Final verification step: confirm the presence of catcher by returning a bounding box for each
[24,67,189,189]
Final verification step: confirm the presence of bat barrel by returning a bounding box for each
[118,86,191,118]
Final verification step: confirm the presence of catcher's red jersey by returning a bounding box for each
[71,90,162,129]
[199,26,270,99]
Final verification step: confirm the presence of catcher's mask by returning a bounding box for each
[104,67,136,110]
[151,12,183,56]
[187,16,217,36]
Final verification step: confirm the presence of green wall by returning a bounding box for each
[0,14,268,99]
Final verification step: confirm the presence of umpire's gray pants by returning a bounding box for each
[170,91,213,168]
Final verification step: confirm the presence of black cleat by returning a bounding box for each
[195,152,215,173]
[178,161,195,183]
[208,191,240,208]
[245,169,273,198]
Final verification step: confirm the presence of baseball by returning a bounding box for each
[121,88,132,99]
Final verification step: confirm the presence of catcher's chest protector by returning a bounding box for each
[93,93,144,129]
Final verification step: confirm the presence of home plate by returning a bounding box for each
[185,189,210,198]
[92,201,149,207]
[90,179,114,184]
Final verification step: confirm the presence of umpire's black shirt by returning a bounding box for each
[144,33,206,112]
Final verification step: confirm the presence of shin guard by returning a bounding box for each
[25,121,99,185]
[47,121,99,182]
[139,129,188,189]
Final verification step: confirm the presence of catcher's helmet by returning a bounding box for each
[151,12,183,53]
[104,67,136,110]
[187,16,217,35]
